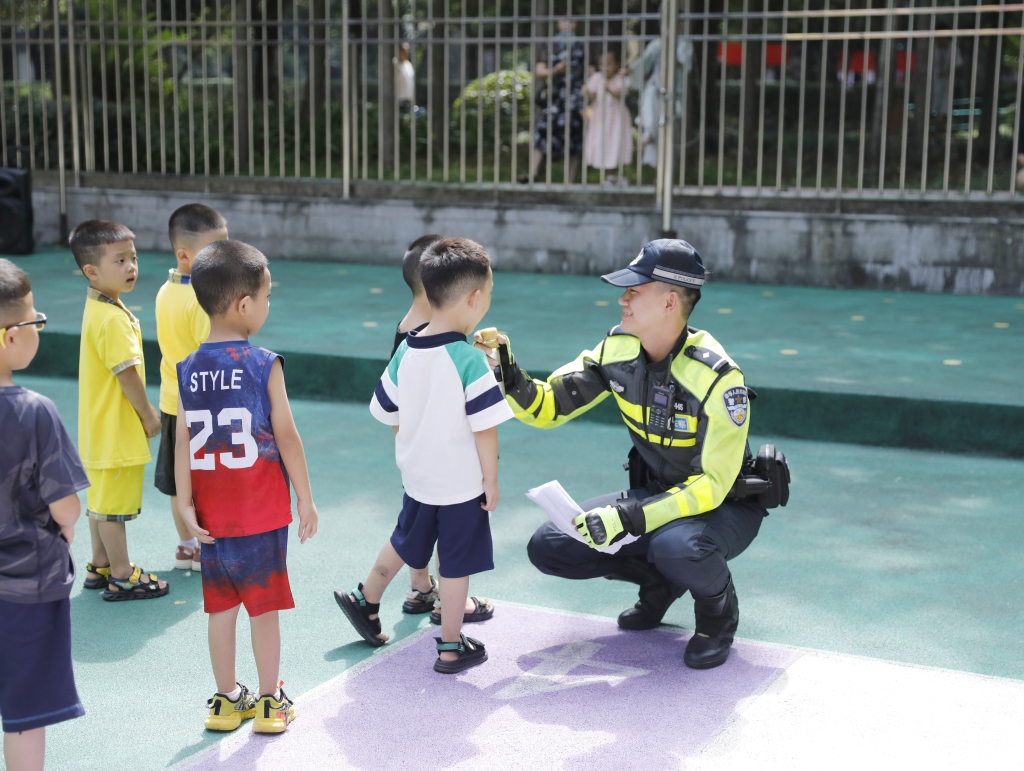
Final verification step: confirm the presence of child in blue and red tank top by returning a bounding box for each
[174,240,318,735]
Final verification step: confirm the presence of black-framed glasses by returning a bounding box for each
[0,312,47,336]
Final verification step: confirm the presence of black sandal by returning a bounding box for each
[101,566,169,601]
[430,596,494,626]
[334,584,386,648]
[83,562,111,590]
[402,576,438,615]
[434,634,488,674]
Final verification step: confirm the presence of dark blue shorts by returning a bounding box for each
[0,597,84,733]
[390,494,494,579]
[201,526,295,616]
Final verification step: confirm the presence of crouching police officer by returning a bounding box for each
[483,239,789,669]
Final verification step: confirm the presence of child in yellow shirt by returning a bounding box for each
[154,204,226,571]
[70,219,169,601]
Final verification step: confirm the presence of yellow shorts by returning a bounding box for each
[85,465,145,521]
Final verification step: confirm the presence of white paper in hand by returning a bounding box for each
[525,480,639,554]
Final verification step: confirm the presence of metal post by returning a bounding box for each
[67,0,81,188]
[343,0,351,197]
[52,0,68,240]
[661,0,678,238]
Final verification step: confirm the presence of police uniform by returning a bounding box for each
[497,240,769,669]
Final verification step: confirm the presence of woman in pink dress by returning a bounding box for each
[585,49,633,184]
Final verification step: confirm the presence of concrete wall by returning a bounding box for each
[31,183,1024,294]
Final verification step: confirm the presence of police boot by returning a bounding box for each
[606,557,686,631]
[683,579,739,669]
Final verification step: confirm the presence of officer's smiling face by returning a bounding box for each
[618,282,674,337]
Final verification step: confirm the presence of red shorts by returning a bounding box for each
[201,526,295,616]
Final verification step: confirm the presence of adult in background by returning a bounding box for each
[519,17,586,184]
[480,240,788,669]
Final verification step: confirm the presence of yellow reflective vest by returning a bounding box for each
[505,326,750,534]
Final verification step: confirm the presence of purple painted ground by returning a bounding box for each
[175,604,799,770]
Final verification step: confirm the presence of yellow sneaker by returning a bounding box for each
[253,682,295,734]
[204,684,256,732]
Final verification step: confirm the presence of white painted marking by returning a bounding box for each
[493,641,649,700]
[685,649,1024,770]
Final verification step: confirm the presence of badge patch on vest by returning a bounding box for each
[723,386,748,427]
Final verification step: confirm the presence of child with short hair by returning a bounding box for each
[69,220,168,601]
[391,234,497,625]
[175,240,318,734]
[0,259,88,771]
[336,237,513,674]
[154,204,226,572]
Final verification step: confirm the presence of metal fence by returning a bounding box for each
[3,0,1023,220]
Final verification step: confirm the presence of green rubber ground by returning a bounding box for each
[5,374,1022,771]
[10,246,1024,404]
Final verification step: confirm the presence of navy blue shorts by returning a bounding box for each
[390,494,494,578]
[0,598,84,733]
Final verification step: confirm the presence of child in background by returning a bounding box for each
[70,220,168,601]
[391,234,441,358]
[585,48,633,184]
[0,259,88,771]
[175,240,318,734]
[154,204,226,572]
[336,237,513,674]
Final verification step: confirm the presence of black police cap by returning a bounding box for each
[601,239,707,289]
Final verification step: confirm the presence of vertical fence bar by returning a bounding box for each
[1011,31,1024,195]
[202,1,210,177]
[697,0,709,190]
[920,1,935,192]
[679,0,690,190]
[135,0,147,173]
[326,0,333,180]
[53,0,68,236]
[262,0,271,177]
[460,0,467,183]
[99,0,109,172]
[525,0,534,187]
[835,0,850,194]
[898,3,914,194]
[815,4,827,193]
[662,0,678,234]
[294,0,301,178]
[775,0,788,191]
[716,1,726,190]
[308,0,316,179]
[278,0,286,177]
[343,0,351,196]
[477,0,484,184]
[963,2,981,194]
[444,0,451,182]
[68,0,81,187]
[856,14,870,192]
[362,0,369,180]
[510,0,518,185]
[171,0,181,174]
[83,2,95,172]
[795,2,807,190]
[41,24,52,171]
[0,29,7,165]
[755,0,767,191]
[493,14,500,187]
[985,4,1004,195]
[656,0,668,202]
[736,0,747,190]
[876,0,893,192]
[157,0,168,174]
[113,0,124,172]
[216,0,225,176]
[247,0,255,176]
[942,0,960,195]
[187,0,197,176]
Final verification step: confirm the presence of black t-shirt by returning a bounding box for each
[0,386,90,603]
[391,322,429,358]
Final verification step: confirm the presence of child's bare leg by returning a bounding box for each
[208,606,241,694]
[96,520,132,578]
[3,728,45,771]
[250,611,281,696]
[438,575,470,663]
[352,541,406,642]
[409,566,432,594]
[88,517,109,569]
[169,495,191,541]
[436,562,476,613]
